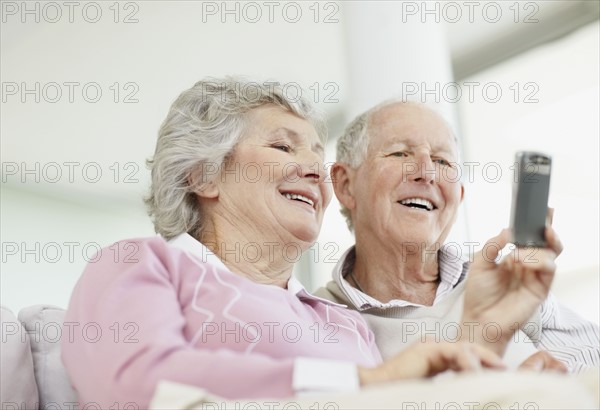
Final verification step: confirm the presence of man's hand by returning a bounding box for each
[519,351,568,373]
[461,226,563,355]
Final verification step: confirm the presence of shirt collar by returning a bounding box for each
[438,245,470,287]
[331,246,381,310]
[168,233,346,308]
[288,274,348,308]
[167,232,229,272]
[332,244,470,311]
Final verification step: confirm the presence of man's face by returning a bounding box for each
[341,103,463,248]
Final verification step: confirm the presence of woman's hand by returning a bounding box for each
[358,339,505,386]
[461,226,562,354]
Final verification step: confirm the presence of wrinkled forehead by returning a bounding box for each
[368,103,459,153]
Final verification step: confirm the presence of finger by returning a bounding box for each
[514,255,525,281]
[500,250,515,272]
[511,247,557,270]
[423,342,477,375]
[447,343,504,372]
[521,261,556,290]
[452,344,482,372]
[546,207,554,226]
[519,352,545,372]
[474,229,511,267]
[547,360,568,373]
[520,351,568,374]
[539,351,569,373]
[519,358,544,372]
[545,226,563,256]
[469,343,506,370]
[505,246,556,268]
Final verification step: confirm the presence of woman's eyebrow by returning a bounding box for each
[269,127,297,140]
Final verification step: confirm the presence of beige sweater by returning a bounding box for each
[315,279,542,368]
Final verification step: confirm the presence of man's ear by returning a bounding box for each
[331,162,356,211]
[188,169,219,199]
[460,183,465,202]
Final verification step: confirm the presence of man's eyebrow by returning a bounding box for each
[381,139,457,156]
[380,138,410,148]
[433,147,456,156]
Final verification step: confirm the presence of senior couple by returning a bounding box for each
[62,77,599,407]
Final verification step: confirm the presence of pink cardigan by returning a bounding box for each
[61,234,381,408]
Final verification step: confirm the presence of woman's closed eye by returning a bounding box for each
[272,144,292,153]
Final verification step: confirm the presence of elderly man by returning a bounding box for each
[316,101,599,372]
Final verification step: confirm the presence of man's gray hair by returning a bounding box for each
[145,76,327,239]
[337,100,459,231]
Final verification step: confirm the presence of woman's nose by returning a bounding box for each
[291,161,324,183]
[295,150,327,182]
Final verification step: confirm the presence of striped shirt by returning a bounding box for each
[331,245,600,372]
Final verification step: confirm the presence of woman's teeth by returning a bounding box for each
[283,193,314,207]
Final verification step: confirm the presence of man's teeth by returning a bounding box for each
[400,198,434,211]
[283,193,315,207]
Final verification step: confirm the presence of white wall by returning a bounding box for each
[1,2,597,326]
[458,22,600,324]
[1,186,154,312]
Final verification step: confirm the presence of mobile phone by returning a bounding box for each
[510,151,552,247]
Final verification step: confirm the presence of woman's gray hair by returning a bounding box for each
[145,76,327,239]
[337,99,459,231]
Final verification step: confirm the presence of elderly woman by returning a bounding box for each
[61,78,503,408]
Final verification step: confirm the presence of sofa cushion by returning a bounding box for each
[18,305,78,409]
[1,305,39,409]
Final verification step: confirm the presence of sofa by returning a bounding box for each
[1,305,77,410]
[2,303,599,410]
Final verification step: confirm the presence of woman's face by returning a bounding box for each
[207,105,332,249]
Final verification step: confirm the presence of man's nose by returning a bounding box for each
[407,154,435,184]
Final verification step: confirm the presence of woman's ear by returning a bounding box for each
[331,162,356,211]
[188,169,219,199]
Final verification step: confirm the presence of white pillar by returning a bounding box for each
[341,1,468,245]
[311,2,469,289]
[343,1,456,124]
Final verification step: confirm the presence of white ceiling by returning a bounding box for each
[1,1,595,207]
[446,0,572,59]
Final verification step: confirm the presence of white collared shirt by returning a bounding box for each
[331,244,600,372]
